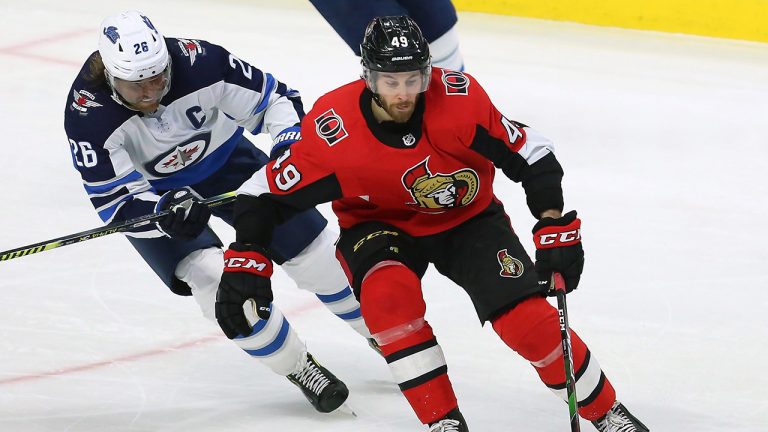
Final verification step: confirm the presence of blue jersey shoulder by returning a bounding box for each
[64,52,133,147]
[165,37,269,103]
[164,37,233,102]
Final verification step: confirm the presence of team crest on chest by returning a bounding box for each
[441,69,470,95]
[145,132,211,176]
[497,249,524,278]
[401,156,479,213]
[314,108,348,146]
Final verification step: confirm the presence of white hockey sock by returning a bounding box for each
[281,227,372,339]
[176,247,306,376]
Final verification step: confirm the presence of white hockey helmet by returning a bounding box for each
[98,11,171,106]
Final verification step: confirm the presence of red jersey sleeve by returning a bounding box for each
[233,101,350,245]
[459,71,565,217]
[238,119,343,206]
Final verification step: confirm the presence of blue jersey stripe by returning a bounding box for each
[97,196,131,222]
[84,170,143,195]
[90,185,130,209]
[252,73,276,115]
[251,118,264,135]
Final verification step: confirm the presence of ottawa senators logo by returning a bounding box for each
[497,249,524,278]
[441,69,470,95]
[314,108,348,146]
[401,156,479,213]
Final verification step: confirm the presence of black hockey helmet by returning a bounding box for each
[360,16,432,94]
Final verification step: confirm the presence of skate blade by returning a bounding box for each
[335,402,357,417]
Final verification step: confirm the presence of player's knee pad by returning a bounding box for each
[337,223,428,299]
[281,226,349,295]
[360,264,426,337]
[175,247,223,321]
[491,296,567,362]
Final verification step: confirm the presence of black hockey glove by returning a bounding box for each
[532,210,584,295]
[215,242,274,339]
[155,189,211,240]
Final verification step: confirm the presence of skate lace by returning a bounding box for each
[292,358,331,396]
[597,407,636,432]
[428,419,461,432]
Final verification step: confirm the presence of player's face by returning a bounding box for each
[375,71,423,123]
[113,72,168,113]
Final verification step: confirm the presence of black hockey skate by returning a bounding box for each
[428,408,469,432]
[592,401,649,432]
[287,352,349,413]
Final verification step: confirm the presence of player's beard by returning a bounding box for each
[131,93,163,113]
[384,98,417,123]
[133,100,160,113]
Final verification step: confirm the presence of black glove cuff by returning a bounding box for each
[532,209,578,232]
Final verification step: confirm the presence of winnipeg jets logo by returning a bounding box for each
[141,15,157,32]
[70,89,102,114]
[146,132,211,176]
[163,146,198,168]
[103,26,119,44]
[178,39,204,66]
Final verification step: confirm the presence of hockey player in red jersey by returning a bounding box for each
[215,16,650,432]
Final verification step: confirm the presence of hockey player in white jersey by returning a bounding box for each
[63,10,373,413]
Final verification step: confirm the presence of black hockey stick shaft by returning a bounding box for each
[553,272,581,431]
[0,191,237,262]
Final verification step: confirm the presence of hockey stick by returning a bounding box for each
[553,272,581,431]
[0,191,237,263]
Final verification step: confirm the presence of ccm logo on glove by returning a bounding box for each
[535,228,581,248]
[223,249,273,276]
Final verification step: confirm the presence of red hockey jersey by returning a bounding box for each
[237,68,564,240]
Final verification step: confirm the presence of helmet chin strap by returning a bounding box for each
[372,92,385,109]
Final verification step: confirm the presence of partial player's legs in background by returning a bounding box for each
[397,0,465,70]
[309,0,407,56]
[309,0,464,70]
[280,226,373,340]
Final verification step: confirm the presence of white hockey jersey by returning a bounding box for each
[64,37,304,236]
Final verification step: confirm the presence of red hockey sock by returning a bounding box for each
[360,264,458,423]
[492,296,616,421]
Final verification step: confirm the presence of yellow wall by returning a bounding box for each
[452,0,768,43]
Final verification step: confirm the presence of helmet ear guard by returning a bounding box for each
[360,16,432,94]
